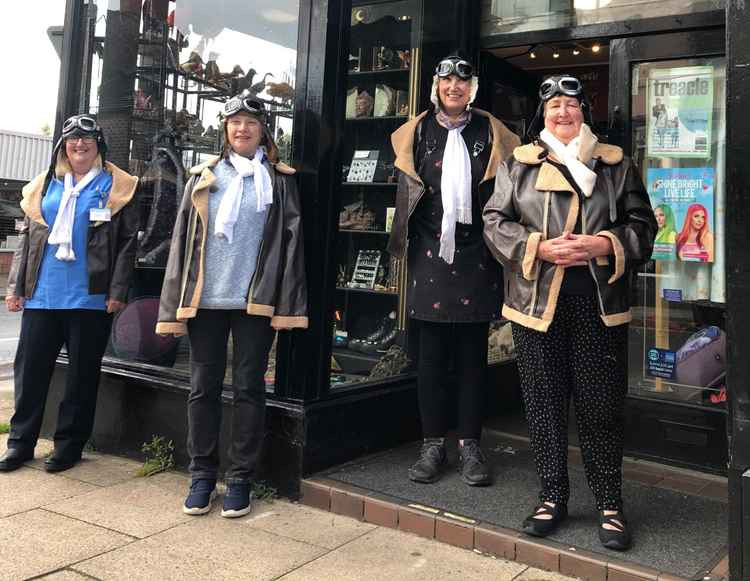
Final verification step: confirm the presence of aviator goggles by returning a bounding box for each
[539,76,583,101]
[435,58,473,80]
[62,115,100,138]
[222,95,265,119]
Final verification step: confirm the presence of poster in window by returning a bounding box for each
[646,66,713,158]
[647,167,714,263]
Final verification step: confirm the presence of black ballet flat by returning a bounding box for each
[522,502,568,537]
[598,511,632,551]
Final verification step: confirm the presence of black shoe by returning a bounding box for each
[0,448,33,472]
[522,502,568,537]
[598,511,632,551]
[44,453,81,473]
[458,439,491,486]
[408,438,446,483]
[360,327,398,354]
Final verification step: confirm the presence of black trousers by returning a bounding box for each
[186,310,275,483]
[511,294,628,511]
[9,309,112,460]
[416,320,489,440]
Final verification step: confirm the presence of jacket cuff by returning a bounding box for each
[596,231,625,283]
[155,321,188,337]
[522,232,543,281]
[271,315,308,329]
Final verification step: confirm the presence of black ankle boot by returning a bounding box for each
[458,439,491,486]
[408,438,446,483]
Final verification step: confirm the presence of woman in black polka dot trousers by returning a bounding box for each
[483,75,657,550]
[387,54,519,486]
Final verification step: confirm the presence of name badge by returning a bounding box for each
[90,208,111,222]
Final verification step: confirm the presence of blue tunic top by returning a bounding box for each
[199,158,268,309]
[25,171,112,310]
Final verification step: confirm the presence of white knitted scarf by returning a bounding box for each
[48,168,101,261]
[215,149,273,243]
[540,126,598,197]
[439,125,472,264]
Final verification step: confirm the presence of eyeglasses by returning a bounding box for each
[435,58,473,80]
[66,136,97,144]
[62,115,99,136]
[539,76,583,101]
[222,95,264,118]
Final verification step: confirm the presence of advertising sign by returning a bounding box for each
[647,66,713,158]
[647,167,715,263]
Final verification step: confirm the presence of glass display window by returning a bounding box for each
[81,0,300,390]
[628,57,727,408]
[482,0,725,37]
[332,0,418,390]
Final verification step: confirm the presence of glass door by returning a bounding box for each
[610,31,727,410]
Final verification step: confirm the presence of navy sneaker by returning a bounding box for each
[183,479,217,515]
[221,482,254,518]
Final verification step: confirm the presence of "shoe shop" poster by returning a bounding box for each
[648,167,715,262]
[647,65,714,158]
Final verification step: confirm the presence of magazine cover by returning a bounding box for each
[647,167,715,262]
[646,66,714,158]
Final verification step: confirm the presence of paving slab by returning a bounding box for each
[276,526,529,581]
[0,466,96,517]
[243,500,376,549]
[36,569,97,580]
[0,509,131,581]
[44,471,193,538]
[515,567,579,581]
[0,433,54,458]
[73,515,326,581]
[44,453,143,487]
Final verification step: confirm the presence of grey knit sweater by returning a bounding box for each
[199,157,268,309]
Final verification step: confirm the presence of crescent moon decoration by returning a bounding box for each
[354,9,366,22]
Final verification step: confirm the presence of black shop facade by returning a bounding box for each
[48,0,750,577]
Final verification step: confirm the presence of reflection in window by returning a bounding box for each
[84,0,299,387]
[483,0,724,35]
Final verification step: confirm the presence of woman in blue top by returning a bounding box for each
[1,115,139,473]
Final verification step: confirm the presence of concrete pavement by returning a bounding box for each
[0,401,578,581]
[0,309,21,380]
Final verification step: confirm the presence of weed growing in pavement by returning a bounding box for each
[0,423,8,434]
[252,481,278,503]
[136,435,175,477]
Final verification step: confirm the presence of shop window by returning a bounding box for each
[482,0,725,36]
[628,58,727,408]
[83,0,299,389]
[331,1,517,391]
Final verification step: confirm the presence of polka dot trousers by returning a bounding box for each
[512,294,628,511]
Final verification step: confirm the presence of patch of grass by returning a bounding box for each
[136,435,175,477]
[0,423,9,434]
[252,481,277,503]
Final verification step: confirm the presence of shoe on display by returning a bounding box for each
[0,448,34,472]
[360,327,398,354]
[221,482,254,518]
[183,479,217,515]
[458,439,491,486]
[408,438,447,483]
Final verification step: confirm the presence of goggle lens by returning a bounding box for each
[435,59,473,79]
[539,76,583,100]
[63,115,99,134]
[223,96,264,118]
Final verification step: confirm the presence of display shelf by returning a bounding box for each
[345,115,408,122]
[336,286,398,296]
[341,181,397,187]
[339,229,390,235]
[348,68,410,77]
